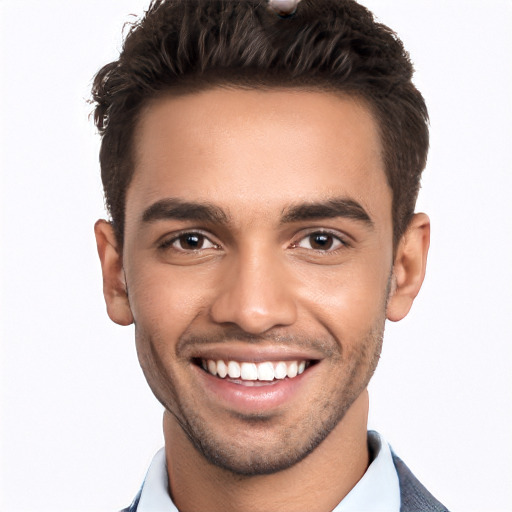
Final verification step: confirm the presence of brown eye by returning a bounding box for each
[171,233,216,251]
[296,232,344,251]
[310,233,333,250]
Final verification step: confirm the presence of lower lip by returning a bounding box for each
[193,363,317,413]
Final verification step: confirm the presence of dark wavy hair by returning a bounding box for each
[92,0,429,248]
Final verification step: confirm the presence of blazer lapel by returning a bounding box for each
[392,452,449,512]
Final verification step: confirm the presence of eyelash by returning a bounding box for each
[157,229,349,253]
[291,230,349,252]
[158,230,220,252]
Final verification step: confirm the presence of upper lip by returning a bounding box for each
[187,343,324,363]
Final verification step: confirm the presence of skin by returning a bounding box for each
[95,88,430,512]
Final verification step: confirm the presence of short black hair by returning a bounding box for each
[92,0,429,248]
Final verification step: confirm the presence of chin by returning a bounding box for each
[175,398,352,476]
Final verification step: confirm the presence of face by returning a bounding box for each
[118,88,396,474]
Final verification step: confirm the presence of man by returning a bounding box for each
[92,0,448,510]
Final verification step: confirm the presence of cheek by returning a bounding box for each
[295,257,390,341]
[127,262,211,324]
[133,319,183,415]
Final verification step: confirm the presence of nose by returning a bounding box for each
[210,248,297,334]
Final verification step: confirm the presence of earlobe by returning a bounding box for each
[94,220,134,326]
[386,213,430,322]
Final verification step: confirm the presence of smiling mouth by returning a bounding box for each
[196,358,315,385]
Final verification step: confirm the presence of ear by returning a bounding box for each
[94,220,134,326]
[386,213,430,322]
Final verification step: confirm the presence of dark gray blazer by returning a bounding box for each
[122,451,449,512]
[392,453,449,512]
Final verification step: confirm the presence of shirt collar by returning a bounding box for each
[332,430,400,512]
[136,448,176,511]
[136,430,400,512]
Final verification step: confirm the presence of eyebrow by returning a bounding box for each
[141,198,229,224]
[140,196,373,228]
[281,198,374,227]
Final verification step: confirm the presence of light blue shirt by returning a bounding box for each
[136,431,400,512]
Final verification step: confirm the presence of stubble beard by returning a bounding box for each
[142,315,386,477]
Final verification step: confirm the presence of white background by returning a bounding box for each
[1,1,511,510]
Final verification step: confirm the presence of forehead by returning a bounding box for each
[127,88,390,224]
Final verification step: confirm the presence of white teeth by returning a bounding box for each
[202,359,310,381]
[274,361,287,380]
[207,360,217,376]
[257,361,274,381]
[241,362,258,380]
[217,360,227,378]
[287,361,298,378]
[227,360,241,379]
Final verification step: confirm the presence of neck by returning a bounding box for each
[163,391,370,512]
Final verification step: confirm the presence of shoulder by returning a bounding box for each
[391,452,450,512]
